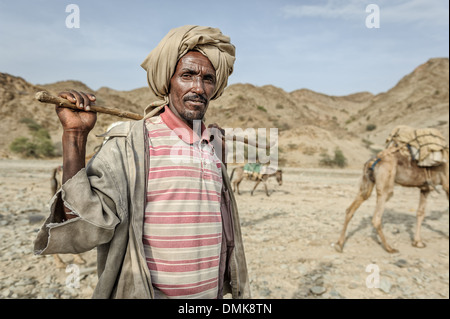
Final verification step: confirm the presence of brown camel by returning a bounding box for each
[335,146,449,253]
[230,165,283,196]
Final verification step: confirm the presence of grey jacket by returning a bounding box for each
[34,119,250,299]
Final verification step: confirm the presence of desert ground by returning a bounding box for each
[0,159,448,299]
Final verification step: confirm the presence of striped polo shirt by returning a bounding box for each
[143,105,223,299]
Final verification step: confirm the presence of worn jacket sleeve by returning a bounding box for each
[34,139,128,256]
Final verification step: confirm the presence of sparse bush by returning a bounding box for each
[302,146,317,156]
[366,124,377,131]
[362,138,373,149]
[257,105,267,112]
[277,122,291,131]
[345,116,356,124]
[319,148,348,168]
[9,118,55,158]
[20,118,41,131]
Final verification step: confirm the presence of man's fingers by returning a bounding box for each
[67,90,95,111]
[87,93,96,102]
[57,90,96,111]
[58,91,77,103]
[79,91,91,111]
[68,90,83,109]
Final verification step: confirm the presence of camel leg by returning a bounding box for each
[335,193,370,252]
[369,156,399,253]
[412,189,430,248]
[236,179,242,195]
[372,192,398,253]
[53,254,67,269]
[335,167,375,252]
[251,180,261,196]
[72,254,86,264]
[264,181,270,197]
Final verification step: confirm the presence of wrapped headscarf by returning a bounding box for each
[140,25,236,118]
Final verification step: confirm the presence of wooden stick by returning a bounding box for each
[35,91,144,120]
[35,91,275,150]
[224,135,274,150]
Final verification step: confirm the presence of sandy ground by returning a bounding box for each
[0,159,448,299]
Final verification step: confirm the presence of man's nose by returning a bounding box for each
[191,76,205,94]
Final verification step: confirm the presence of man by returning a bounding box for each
[34,25,250,299]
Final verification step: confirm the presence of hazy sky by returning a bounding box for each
[0,0,448,96]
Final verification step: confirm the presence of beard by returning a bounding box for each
[179,107,207,123]
[179,93,209,123]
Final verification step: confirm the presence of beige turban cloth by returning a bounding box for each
[140,25,236,118]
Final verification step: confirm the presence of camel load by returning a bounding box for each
[385,125,448,167]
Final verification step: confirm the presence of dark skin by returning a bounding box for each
[168,51,216,127]
[56,51,226,219]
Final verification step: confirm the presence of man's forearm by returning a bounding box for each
[61,131,89,216]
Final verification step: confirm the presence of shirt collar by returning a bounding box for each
[160,105,210,144]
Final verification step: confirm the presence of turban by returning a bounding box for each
[140,25,236,118]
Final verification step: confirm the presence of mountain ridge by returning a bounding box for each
[1,57,448,168]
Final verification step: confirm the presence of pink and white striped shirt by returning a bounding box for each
[143,106,223,299]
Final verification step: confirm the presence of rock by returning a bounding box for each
[329,289,341,298]
[394,259,408,268]
[379,279,392,294]
[28,214,45,224]
[1,289,13,298]
[348,283,358,289]
[297,265,308,274]
[310,286,327,295]
[314,276,324,286]
[14,278,36,286]
[259,288,272,297]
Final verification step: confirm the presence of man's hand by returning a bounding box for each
[56,90,97,134]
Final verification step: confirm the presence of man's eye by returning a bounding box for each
[181,73,192,79]
[205,77,216,84]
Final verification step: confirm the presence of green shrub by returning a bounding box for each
[345,116,356,124]
[257,105,267,112]
[320,148,348,168]
[20,118,41,131]
[9,118,55,158]
[366,124,377,131]
[333,148,347,168]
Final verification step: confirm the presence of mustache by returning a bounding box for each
[183,94,207,104]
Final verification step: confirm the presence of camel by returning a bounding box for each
[230,165,283,196]
[335,146,449,253]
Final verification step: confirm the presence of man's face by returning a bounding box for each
[168,51,216,126]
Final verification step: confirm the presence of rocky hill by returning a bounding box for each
[0,57,448,168]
